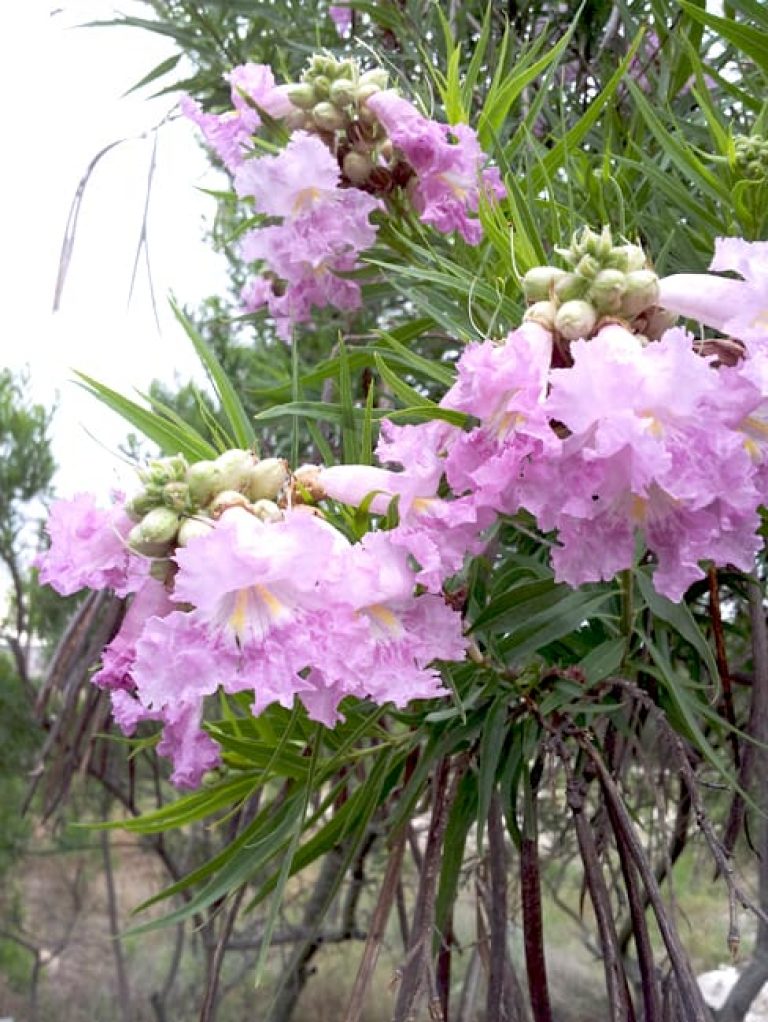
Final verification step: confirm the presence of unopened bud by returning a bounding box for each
[284,108,311,132]
[356,82,382,106]
[523,300,558,330]
[251,499,283,523]
[574,254,600,280]
[139,507,181,545]
[313,101,345,131]
[125,490,158,521]
[283,82,316,110]
[186,460,220,506]
[247,458,289,501]
[312,75,331,100]
[343,151,374,184]
[607,243,647,273]
[162,481,190,512]
[522,266,567,303]
[177,515,214,546]
[293,464,324,501]
[620,270,659,318]
[139,454,188,487]
[555,300,597,341]
[359,68,389,90]
[210,490,250,518]
[554,272,588,302]
[214,449,256,493]
[589,269,626,314]
[330,78,356,107]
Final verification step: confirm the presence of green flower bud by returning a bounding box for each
[251,499,283,523]
[162,481,190,512]
[606,243,647,273]
[336,60,356,80]
[330,78,356,107]
[342,151,374,184]
[523,300,558,331]
[177,515,214,547]
[574,254,601,280]
[209,490,251,519]
[359,68,389,90]
[356,82,382,106]
[247,458,289,501]
[285,108,311,132]
[312,75,331,100]
[213,449,256,493]
[589,269,627,314]
[186,460,220,506]
[555,300,598,341]
[139,453,188,487]
[313,101,345,132]
[283,82,316,110]
[125,490,158,522]
[522,266,567,303]
[293,464,323,501]
[620,270,659,318]
[139,507,181,545]
[554,272,589,302]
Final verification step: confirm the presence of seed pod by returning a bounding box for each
[522,266,567,303]
[247,458,289,501]
[555,299,598,341]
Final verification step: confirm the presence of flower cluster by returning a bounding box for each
[183,53,505,338]
[319,237,768,604]
[37,449,465,788]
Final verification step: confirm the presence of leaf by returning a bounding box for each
[678,0,768,74]
[124,52,183,96]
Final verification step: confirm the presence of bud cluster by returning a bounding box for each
[522,226,666,343]
[731,134,768,183]
[125,450,289,558]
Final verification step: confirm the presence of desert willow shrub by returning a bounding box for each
[34,5,768,1022]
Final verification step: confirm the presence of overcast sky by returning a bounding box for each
[1,1,229,499]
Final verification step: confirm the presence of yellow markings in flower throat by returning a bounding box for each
[293,186,322,214]
[366,603,402,636]
[229,584,288,638]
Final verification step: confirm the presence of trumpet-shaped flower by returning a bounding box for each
[36,493,146,597]
[657,238,768,348]
[366,90,505,244]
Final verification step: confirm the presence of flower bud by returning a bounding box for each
[251,499,283,523]
[186,460,220,506]
[283,82,316,110]
[554,272,589,302]
[293,464,324,501]
[522,266,567,303]
[589,269,626,314]
[162,481,190,512]
[523,300,557,331]
[247,458,289,501]
[606,243,647,273]
[139,454,188,487]
[356,82,382,105]
[125,490,158,522]
[177,515,214,546]
[312,75,331,100]
[139,507,181,545]
[127,523,164,557]
[342,151,374,184]
[214,449,256,493]
[555,300,597,341]
[574,254,600,280]
[620,270,659,318]
[284,108,311,132]
[330,78,356,107]
[359,68,389,90]
[313,101,345,132]
[209,490,251,518]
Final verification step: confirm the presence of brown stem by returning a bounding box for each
[708,567,740,767]
[520,780,553,1022]
[486,792,509,1022]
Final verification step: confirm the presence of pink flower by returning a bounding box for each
[92,577,174,690]
[36,494,146,597]
[657,238,768,348]
[329,4,352,36]
[181,63,294,173]
[366,90,505,244]
[234,133,342,217]
[526,324,762,600]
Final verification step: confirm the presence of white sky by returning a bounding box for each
[0,0,229,499]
